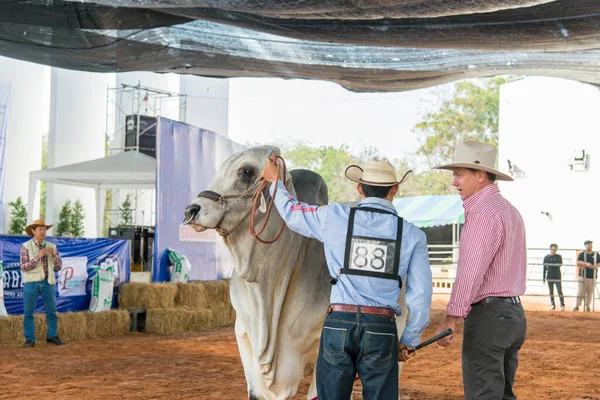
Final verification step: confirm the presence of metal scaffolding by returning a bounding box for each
[103,82,187,233]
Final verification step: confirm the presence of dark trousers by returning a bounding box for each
[462,302,527,400]
[316,311,398,400]
[547,280,564,307]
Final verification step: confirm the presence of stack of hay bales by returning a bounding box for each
[0,280,235,345]
[0,310,130,346]
[118,280,235,335]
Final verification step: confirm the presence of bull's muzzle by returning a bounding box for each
[183,203,201,224]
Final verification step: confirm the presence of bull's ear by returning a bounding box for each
[259,192,267,213]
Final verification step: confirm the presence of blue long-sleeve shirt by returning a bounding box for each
[270,181,432,347]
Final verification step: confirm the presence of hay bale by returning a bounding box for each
[146,308,213,335]
[84,310,131,339]
[0,314,48,345]
[175,283,210,309]
[211,302,236,327]
[188,280,235,326]
[34,314,48,341]
[193,280,230,304]
[57,312,87,342]
[119,282,177,309]
[0,310,131,346]
[0,315,23,346]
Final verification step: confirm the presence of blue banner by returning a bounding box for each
[154,117,244,282]
[1,235,130,315]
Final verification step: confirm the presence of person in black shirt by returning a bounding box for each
[543,243,564,311]
[574,240,599,312]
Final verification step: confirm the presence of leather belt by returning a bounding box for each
[473,296,521,306]
[327,303,395,319]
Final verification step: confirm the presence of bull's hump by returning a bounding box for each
[290,169,328,206]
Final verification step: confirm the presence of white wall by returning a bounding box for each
[46,68,115,237]
[181,75,229,136]
[0,57,48,233]
[498,77,600,296]
[498,77,600,250]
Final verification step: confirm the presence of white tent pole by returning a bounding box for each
[27,176,38,224]
[95,187,102,238]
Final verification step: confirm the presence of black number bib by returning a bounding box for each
[341,207,403,288]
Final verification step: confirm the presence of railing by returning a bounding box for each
[428,245,599,311]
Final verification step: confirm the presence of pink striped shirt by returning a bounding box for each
[446,184,527,318]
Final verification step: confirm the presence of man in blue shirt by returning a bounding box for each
[261,156,432,399]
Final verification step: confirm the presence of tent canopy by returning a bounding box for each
[29,151,156,190]
[394,194,464,228]
[1,1,599,92]
[28,151,156,237]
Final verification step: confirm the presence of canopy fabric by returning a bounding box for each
[394,194,464,228]
[29,151,156,190]
[1,1,600,92]
[27,151,156,237]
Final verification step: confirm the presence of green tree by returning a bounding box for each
[280,143,378,203]
[393,159,454,197]
[103,189,113,237]
[8,197,27,235]
[119,194,133,226]
[40,134,48,219]
[56,200,72,236]
[70,200,85,237]
[414,77,507,169]
[399,77,511,195]
[262,78,507,201]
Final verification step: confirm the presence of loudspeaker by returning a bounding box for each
[124,115,156,158]
[125,115,157,135]
[108,226,155,264]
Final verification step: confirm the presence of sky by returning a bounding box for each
[227,77,448,163]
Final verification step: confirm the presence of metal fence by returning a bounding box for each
[428,245,599,311]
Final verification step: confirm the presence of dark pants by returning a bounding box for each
[316,311,398,400]
[462,302,527,400]
[547,280,564,307]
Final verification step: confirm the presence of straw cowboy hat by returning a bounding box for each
[345,157,412,187]
[25,218,53,237]
[434,141,513,182]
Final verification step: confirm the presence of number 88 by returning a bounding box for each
[352,246,386,270]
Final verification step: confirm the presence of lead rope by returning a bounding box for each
[248,154,287,244]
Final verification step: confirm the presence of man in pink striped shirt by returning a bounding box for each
[433,141,527,400]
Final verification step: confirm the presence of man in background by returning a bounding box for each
[574,240,599,312]
[543,243,565,311]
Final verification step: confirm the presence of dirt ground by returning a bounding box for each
[2,297,600,400]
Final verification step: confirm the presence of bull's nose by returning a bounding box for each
[184,203,201,223]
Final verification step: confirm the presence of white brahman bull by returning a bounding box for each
[185,145,407,400]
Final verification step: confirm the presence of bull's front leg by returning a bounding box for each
[235,317,271,400]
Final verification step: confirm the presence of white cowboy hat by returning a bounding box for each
[345,157,412,187]
[434,141,513,182]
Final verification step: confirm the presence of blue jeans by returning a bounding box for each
[23,279,58,341]
[316,311,398,400]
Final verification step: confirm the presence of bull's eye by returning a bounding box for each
[238,167,254,183]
